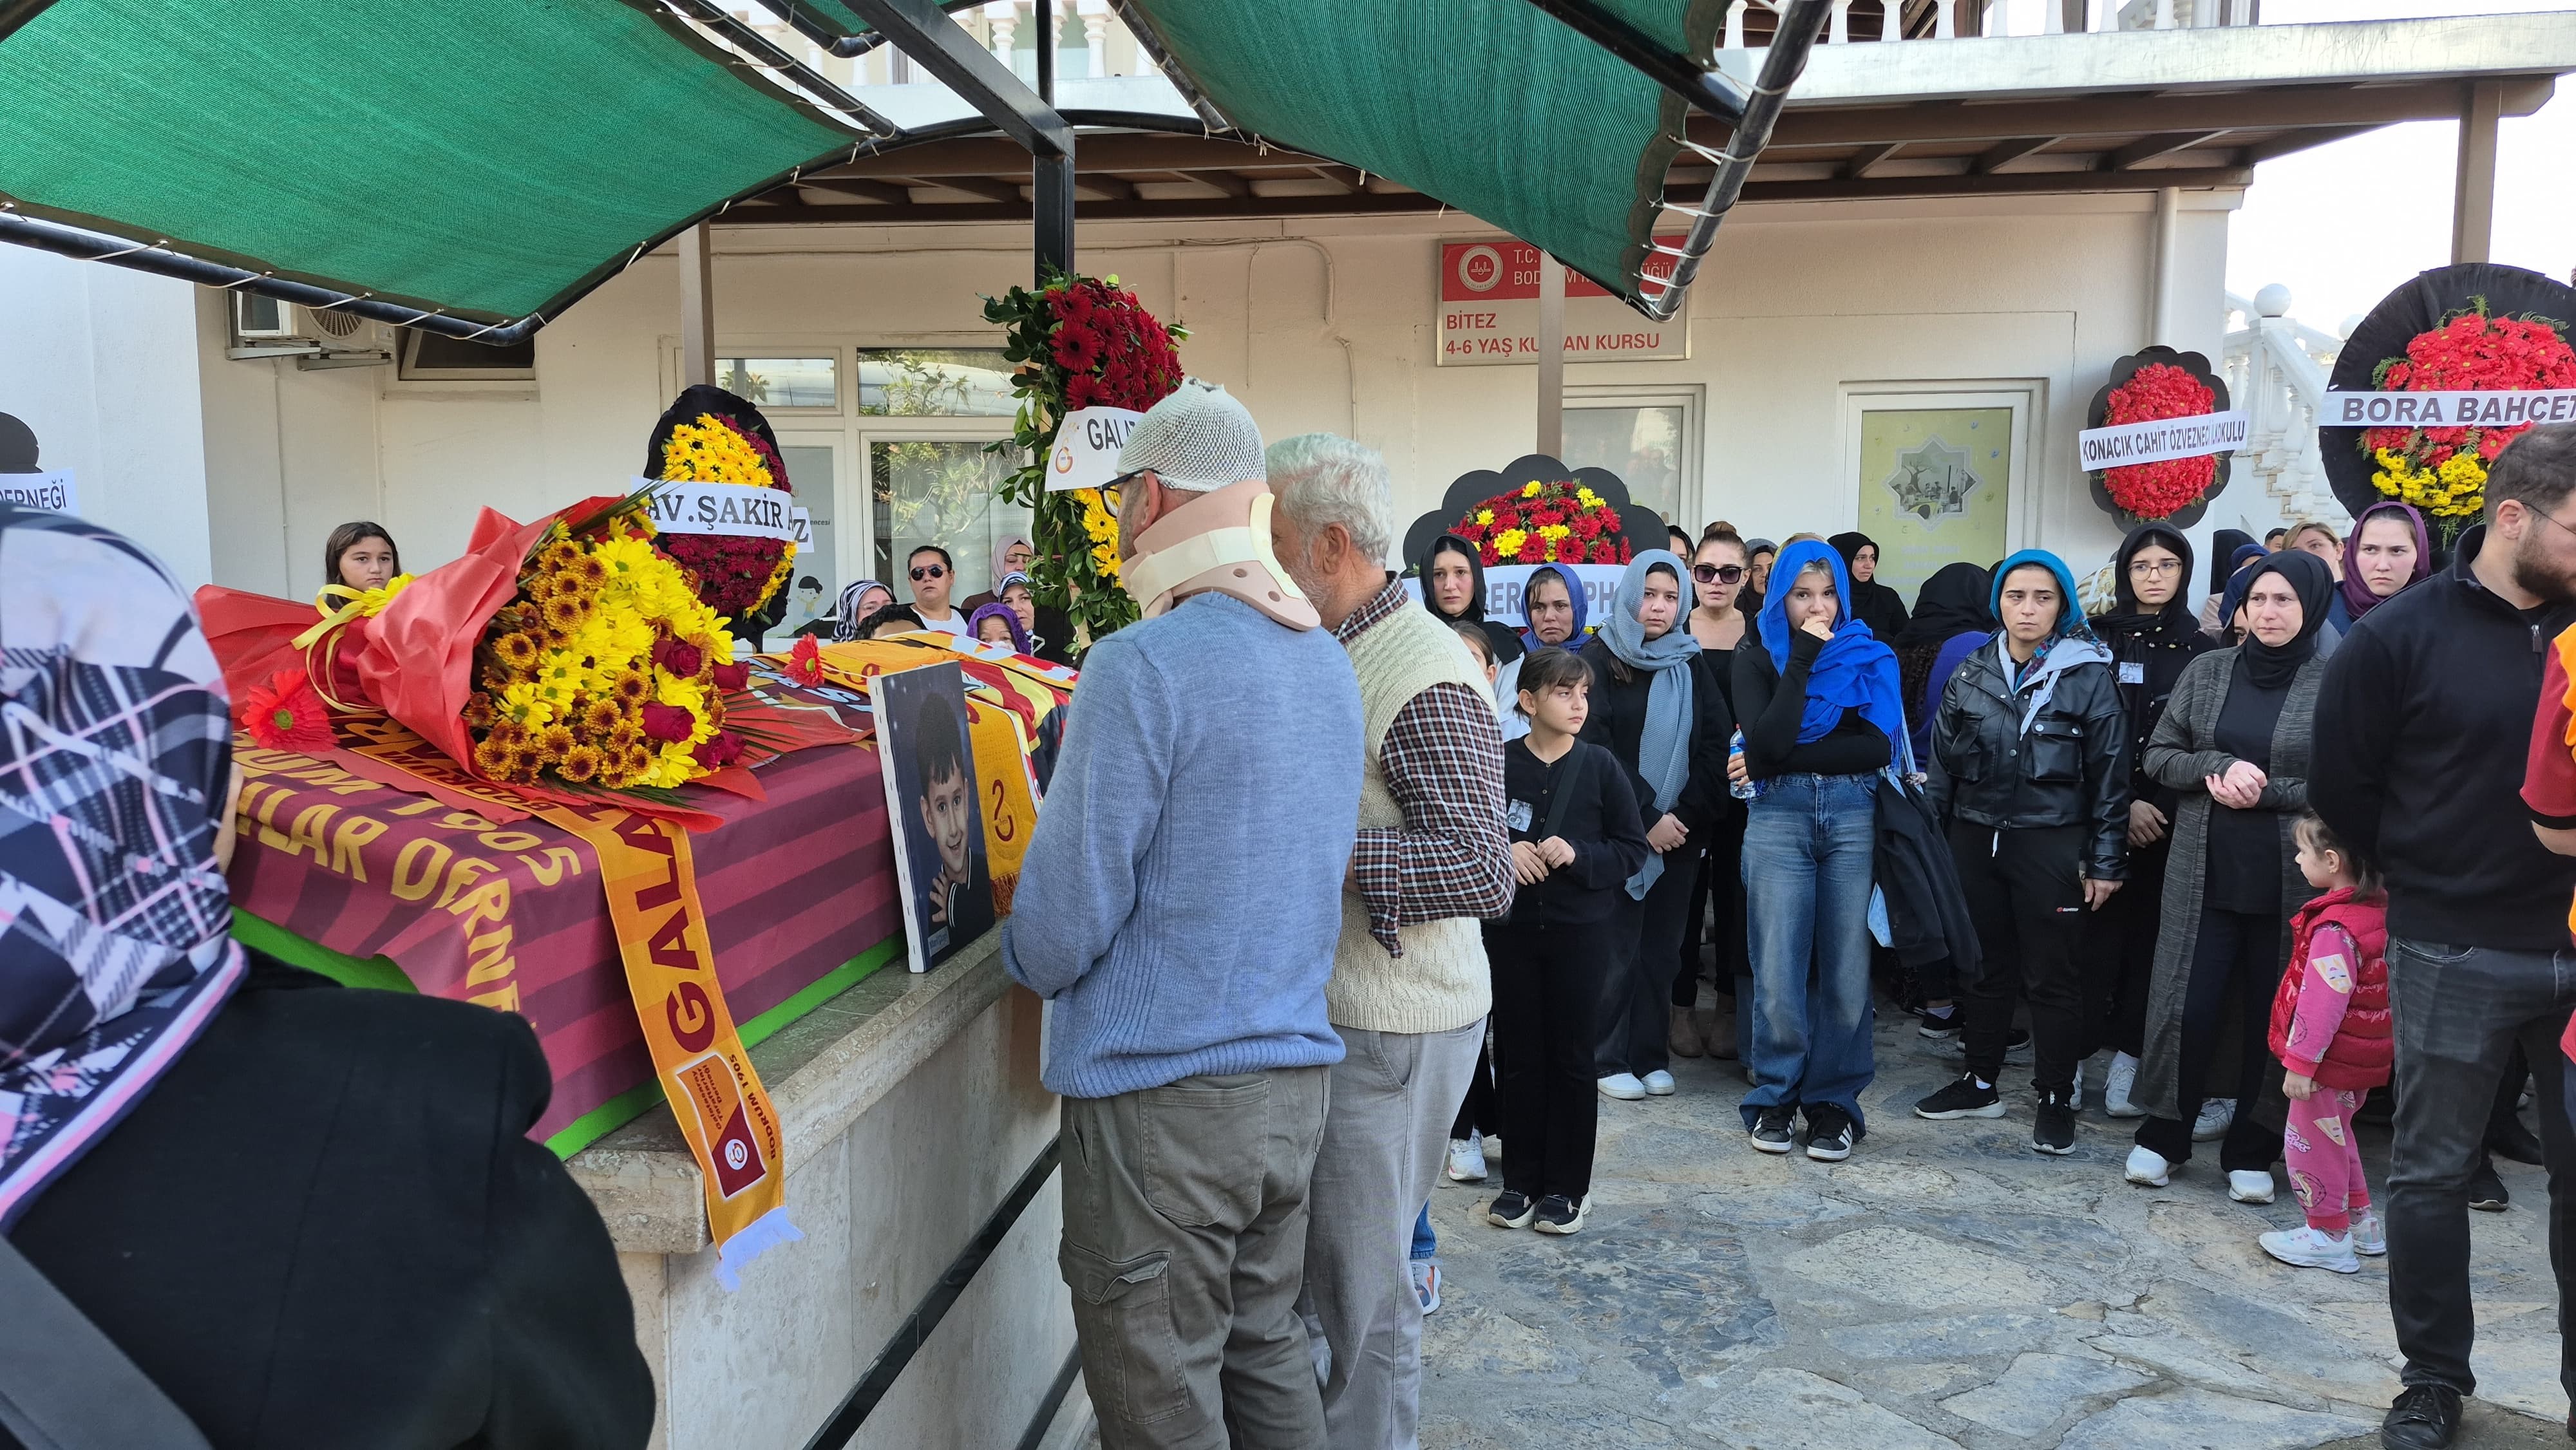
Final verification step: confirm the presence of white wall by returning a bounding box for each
[0,248,214,585]
[3,187,2246,599]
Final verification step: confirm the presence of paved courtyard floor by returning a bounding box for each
[1416,1005,2568,1450]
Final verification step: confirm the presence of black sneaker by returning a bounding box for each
[2380,1383,2462,1449]
[2032,1088,2076,1155]
[1531,1193,1589,1236]
[1750,1106,1798,1154]
[1486,1189,1535,1228]
[2489,1111,2546,1167]
[1804,1105,1855,1162]
[1916,1007,1961,1041]
[2470,1160,2510,1212]
[1915,1073,2005,1120]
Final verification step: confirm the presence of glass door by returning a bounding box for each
[772,433,844,638]
[860,425,1027,620]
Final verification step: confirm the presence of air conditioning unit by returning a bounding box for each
[227,294,395,368]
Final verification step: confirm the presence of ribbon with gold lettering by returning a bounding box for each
[540,802,800,1288]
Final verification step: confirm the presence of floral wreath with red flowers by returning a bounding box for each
[2084,347,2233,526]
[1448,476,1633,567]
[2361,305,2576,532]
[646,399,797,619]
[985,271,1188,644]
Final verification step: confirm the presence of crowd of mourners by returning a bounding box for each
[1005,383,2576,1450]
[11,379,2575,1450]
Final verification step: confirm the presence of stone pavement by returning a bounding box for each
[1414,1006,2568,1450]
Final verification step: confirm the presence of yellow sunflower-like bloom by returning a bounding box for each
[1493,528,1528,558]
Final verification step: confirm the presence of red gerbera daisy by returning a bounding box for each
[240,668,336,752]
[788,633,825,686]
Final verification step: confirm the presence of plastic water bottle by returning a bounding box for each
[1728,728,1762,801]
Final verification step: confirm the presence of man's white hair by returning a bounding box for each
[1266,432,1395,565]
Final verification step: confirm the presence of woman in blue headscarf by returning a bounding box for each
[1913,550,2130,1158]
[1731,540,1908,1161]
[1577,550,1732,1103]
[1518,562,1589,652]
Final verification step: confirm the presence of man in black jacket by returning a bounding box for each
[2311,424,2576,1450]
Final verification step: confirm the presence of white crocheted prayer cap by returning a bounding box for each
[1116,379,1265,493]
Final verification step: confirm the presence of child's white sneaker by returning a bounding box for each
[2260,1225,2362,1274]
[2124,1144,2173,1187]
[2102,1052,2146,1118]
[1446,1133,1488,1183]
[2351,1209,2387,1257]
[2228,1169,2277,1204]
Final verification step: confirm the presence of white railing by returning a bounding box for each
[728,2,1153,85]
[1724,0,2266,48]
[2222,284,2350,529]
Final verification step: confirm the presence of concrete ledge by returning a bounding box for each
[569,932,1015,1254]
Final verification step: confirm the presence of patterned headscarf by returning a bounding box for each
[0,506,245,1227]
[831,579,894,643]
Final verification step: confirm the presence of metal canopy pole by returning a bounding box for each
[1640,0,1830,322]
[1516,0,1750,124]
[1032,0,1073,279]
[840,0,1076,283]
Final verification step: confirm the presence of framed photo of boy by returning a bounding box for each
[873,661,996,972]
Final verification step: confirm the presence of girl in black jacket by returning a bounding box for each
[1916,551,2130,1156]
[2085,523,2211,1116]
[1486,648,1649,1235]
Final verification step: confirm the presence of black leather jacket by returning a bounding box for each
[1924,636,2132,880]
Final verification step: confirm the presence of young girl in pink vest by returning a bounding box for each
[2259,812,2392,1274]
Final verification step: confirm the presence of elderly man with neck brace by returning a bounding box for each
[1270,431,1515,1450]
[1005,381,1364,1449]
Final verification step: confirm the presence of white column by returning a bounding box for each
[1934,1,1956,40]
[1724,0,1748,50]
[1537,252,1565,458]
[1881,0,1902,41]
[679,224,715,388]
[1079,0,1109,77]
[1831,0,1852,43]
[2454,80,2503,265]
[2148,186,2180,346]
[983,1,1017,64]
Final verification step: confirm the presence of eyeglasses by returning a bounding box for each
[2127,560,2183,577]
[1692,563,1746,584]
[2530,504,2576,540]
[909,565,947,581]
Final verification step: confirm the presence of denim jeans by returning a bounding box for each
[1739,773,1879,1129]
[2384,936,2576,1400]
[1410,1203,1434,1262]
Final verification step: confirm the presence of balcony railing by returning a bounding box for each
[1721,0,2264,48]
[2222,285,2351,529]
[723,2,1159,87]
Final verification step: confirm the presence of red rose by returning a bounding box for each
[712,661,750,692]
[654,636,704,679]
[641,702,697,743]
[694,729,746,769]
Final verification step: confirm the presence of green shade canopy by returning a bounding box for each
[0,0,1745,333]
[0,0,862,322]
[1126,0,1718,303]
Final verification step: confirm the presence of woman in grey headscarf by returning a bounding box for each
[830,578,896,642]
[0,504,653,1447]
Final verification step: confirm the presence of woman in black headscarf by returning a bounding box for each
[1895,563,1995,764]
[2126,549,2335,1202]
[2084,523,2215,1117]
[1414,532,1525,665]
[1828,532,1911,642]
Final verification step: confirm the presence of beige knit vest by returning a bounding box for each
[1329,605,1494,1035]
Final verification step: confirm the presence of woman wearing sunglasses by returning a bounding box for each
[903,543,969,632]
[1674,526,1756,1063]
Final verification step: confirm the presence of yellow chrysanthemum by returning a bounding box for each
[659,416,774,487]
[1520,482,1542,498]
[1475,509,1495,527]
[1492,528,1528,558]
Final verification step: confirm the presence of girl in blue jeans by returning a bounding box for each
[1730,540,1908,1160]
